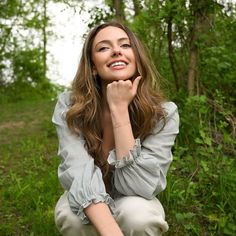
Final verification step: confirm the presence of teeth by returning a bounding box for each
[110,61,126,67]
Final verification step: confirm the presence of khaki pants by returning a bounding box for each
[55,192,168,236]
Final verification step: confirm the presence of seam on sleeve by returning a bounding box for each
[75,194,115,224]
[107,139,141,168]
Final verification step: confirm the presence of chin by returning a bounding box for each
[100,72,136,82]
[111,74,135,81]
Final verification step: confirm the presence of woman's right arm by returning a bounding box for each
[52,92,123,235]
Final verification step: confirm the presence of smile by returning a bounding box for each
[108,61,127,68]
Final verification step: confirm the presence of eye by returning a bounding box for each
[98,46,109,52]
[121,43,131,48]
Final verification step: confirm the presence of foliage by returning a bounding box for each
[199,11,236,98]
[0,0,62,103]
[0,46,63,103]
[160,94,236,235]
[0,99,62,235]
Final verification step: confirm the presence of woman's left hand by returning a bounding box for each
[106,76,141,111]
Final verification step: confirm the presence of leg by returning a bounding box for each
[54,191,99,236]
[114,196,169,236]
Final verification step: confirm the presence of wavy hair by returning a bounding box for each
[66,22,166,188]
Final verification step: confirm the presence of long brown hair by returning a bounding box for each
[66,22,165,185]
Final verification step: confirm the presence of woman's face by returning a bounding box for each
[92,26,137,82]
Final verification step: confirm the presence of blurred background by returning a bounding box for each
[0,0,235,235]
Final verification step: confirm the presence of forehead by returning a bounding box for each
[93,26,129,45]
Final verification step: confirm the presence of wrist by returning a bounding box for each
[100,222,123,236]
[110,107,130,129]
[108,103,129,114]
[113,122,131,129]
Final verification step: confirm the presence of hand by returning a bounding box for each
[107,76,141,111]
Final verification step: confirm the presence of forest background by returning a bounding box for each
[0,0,235,235]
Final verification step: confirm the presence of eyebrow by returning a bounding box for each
[95,37,130,48]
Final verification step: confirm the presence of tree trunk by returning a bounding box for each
[113,0,125,22]
[187,1,200,96]
[187,40,198,96]
[187,0,214,96]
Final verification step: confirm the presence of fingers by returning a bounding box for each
[106,76,141,97]
[106,76,141,108]
[107,79,132,89]
[132,76,141,94]
[107,76,141,90]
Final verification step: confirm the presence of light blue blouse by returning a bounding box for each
[52,91,179,224]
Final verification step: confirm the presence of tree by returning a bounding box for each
[0,0,48,84]
[187,0,215,96]
[0,0,62,101]
[113,0,125,22]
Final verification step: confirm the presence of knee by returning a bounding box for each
[116,204,150,232]
[54,194,82,235]
[115,196,168,234]
[119,209,150,232]
[55,204,82,234]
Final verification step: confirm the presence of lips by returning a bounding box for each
[108,60,128,68]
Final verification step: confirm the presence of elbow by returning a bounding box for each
[140,184,166,200]
[154,176,167,196]
[143,169,168,198]
[130,180,167,200]
[142,176,167,199]
[58,173,72,191]
[58,166,75,191]
[139,191,155,200]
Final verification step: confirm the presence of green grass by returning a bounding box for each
[0,99,62,235]
[0,98,235,235]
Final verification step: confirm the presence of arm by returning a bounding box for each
[106,77,179,199]
[107,77,141,159]
[108,101,179,199]
[110,106,135,160]
[52,92,120,234]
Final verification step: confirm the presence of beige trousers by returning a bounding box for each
[55,192,169,236]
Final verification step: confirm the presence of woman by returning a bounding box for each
[52,21,179,236]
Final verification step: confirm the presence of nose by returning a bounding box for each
[112,47,122,57]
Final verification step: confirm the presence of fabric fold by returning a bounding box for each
[108,139,142,168]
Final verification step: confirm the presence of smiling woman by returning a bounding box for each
[92,26,137,82]
[52,21,179,236]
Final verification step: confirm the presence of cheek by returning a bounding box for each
[130,52,136,64]
[131,56,137,69]
[93,55,107,67]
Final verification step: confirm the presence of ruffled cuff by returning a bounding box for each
[68,193,115,224]
[107,139,142,168]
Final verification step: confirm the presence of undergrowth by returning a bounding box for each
[160,94,236,235]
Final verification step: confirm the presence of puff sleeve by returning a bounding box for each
[52,92,114,224]
[108,102,179,199]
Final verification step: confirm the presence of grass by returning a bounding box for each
[0,98,235,235]
[0,99,62,235]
